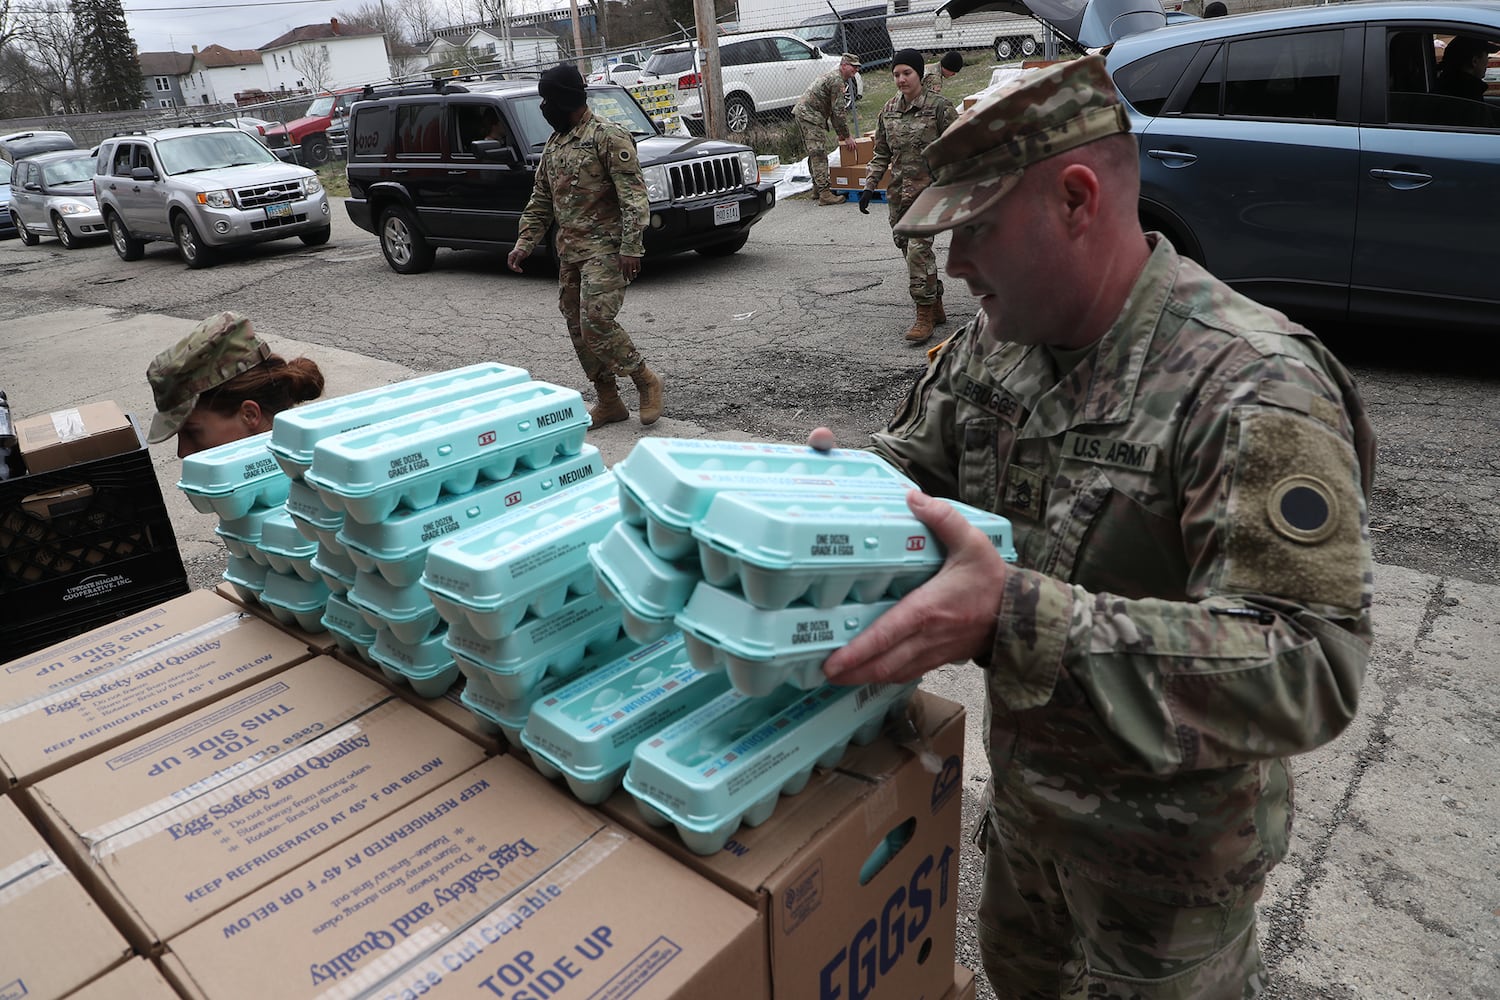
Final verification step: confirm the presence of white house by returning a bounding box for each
[460,26,563,72]
[258,18,392,93]
[179,44,271,106]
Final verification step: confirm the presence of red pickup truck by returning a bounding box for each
[259,86,363,166]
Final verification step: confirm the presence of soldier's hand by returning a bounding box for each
[822,491,1008,687]
[506,246,530,273]
[858,189,873,214]
[618,254,642,282]
[840,137,857,151]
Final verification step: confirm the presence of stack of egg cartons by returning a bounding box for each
[419,470,634,742]
[268,363,530,669]
[580,437,1018,854]
[300,374,596,699]
[178,431,313,623]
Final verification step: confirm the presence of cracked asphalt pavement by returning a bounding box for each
[3,197,1496,998]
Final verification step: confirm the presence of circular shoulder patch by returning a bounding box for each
[618,149,632,161]
[1267,474,1339,544]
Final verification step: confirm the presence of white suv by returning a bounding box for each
[93,126,331,269]
[642,31,846,133]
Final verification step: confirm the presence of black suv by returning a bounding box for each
[344,78,778,274]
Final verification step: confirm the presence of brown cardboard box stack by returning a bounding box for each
[1,587,977,999]
[831,132,892,191]
[12,401,138,475]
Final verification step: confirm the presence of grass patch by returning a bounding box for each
[317,162,349,198]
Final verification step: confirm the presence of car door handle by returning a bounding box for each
[1146,149,1197,167]
[448,169,468,175]
[392,168,409,175]
[1369,167,1432,189]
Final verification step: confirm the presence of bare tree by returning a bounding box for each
[289,43,334,92]
[14,1,88,113]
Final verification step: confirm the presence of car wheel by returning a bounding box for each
[51,213,76,249]
[378,205,435,274]
[173,213,215,269]
[13,214,39,246]
[995,37,1015,60]
[302,135,331,167]
[107,213,144,261]
[695,233,750,257]
[725,94,753,134]
[300,226,332,247]
[1020,36,1038,57]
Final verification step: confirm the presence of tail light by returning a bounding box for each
[677,72,701,90]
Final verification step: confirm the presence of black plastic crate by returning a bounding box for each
[0,418,189,659]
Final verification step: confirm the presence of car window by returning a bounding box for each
[644,49,695,75]
[41,154,93,186]
[155,132,276,173]
[1222,30,1342,120]
[772,37,816,61]
[451,103,511,154]
[396,103,443,156]
[111,143,137,177]
[352,106,392,158]
[1114,42,1199,116]
[1386,27,1500,129]
[510,91,655,150]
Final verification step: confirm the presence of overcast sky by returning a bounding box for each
[125,0,361,55]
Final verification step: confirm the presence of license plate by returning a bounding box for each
[713,202,740,226]
[265,202,293,220]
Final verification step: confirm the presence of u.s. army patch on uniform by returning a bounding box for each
[1062,432,1158,473]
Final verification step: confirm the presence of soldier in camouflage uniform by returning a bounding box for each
[861,48,958,345]
[820,57,1375,998]
[794,52,862,207]
[146,311,324,459]
[922,50,964,96]
[508,64,664,428]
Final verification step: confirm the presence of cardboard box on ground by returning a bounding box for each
[0,796,133,999]
[67,958,183,1000]
[160,755,771,1000]
[0,590,310,789]
[26,656,489,952]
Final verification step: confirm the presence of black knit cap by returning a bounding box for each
[940,50,963,73]
[538,63,588,111]
[893,48,924,77]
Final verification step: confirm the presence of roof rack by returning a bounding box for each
[358,77,480,101]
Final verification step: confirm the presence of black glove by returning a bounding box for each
[858,189,873,214]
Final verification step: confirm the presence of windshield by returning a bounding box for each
[0,162,10,185]
[643,49,696,75]
[512,89,657,149]
[305,96,335,117]
[795,18,837,46]
[41,153,94,185]
[154,132,278,174]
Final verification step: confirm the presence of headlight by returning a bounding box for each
[642,164,671,203]
[197,190,232,208]
[56,200,93,216]
[302,176,323,195]
[736,150,757,185]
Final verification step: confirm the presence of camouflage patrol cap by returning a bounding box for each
[894,56,1130,237]
[146,312,271,444]
[841,52,862,67]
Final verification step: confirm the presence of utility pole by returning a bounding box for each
[568,0,587,73]
[692,0,725,138]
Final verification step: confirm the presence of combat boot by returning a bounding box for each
[589,378,629,429]
[905,303,936,345]
[932,279,947,325]
[631,364,664,426]
[817,189,845,206]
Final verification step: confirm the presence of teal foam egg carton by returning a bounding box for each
[693,491,1018,610]
[285,479,346,547]
[623,680,917,855]
[459,633,643,748]
[222,554,268,604]
[589,521,701,644]
[445,593,625,701]
[310,544,357,596]
[347,569,442,645]
[369,625,459,699]
[612,438,917,559]
[520,633,732,805]
[322,591,376,663]
[177,431,290,519]
[303,380,589,524]
[213,505,280,563]
[423,469,619,641]
[675,583,898,697]
[342,447,606,592]
[259,568,331,632]
[255,509,320,582]
[268,362,530,479]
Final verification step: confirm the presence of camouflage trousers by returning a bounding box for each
[975,810,1270,999]
[798,118,833,196]
[888,196,938,304]
[558,254,642,383]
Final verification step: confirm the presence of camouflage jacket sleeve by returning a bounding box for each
[829,78,851,140]
[937,93,958,135]
[874,242,1374,777]
[864,97,897,190]
[601,122,648,257]
[515,139,557,255]
[922,70,942,95]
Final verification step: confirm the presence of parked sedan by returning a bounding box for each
[588,61,646,86]
[9,149,106,248]
[941,0,1500,332]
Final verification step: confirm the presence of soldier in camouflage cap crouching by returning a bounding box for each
[816,56,1376,997]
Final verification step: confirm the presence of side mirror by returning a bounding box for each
[472,140,518,166]
[24,181,41,192]
[130,165,157,181]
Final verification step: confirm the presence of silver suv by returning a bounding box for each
[93,126,331,268]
